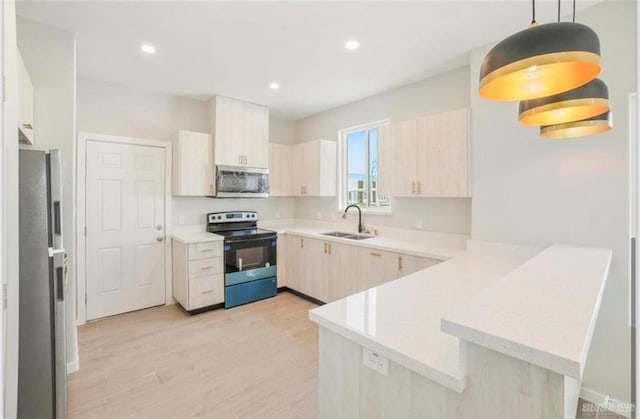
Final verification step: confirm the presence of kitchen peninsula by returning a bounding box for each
[310,240,612,418]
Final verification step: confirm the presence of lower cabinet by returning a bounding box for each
[284,234,442,303]
[172,239,225,311]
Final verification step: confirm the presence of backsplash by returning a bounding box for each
[294,196,471,235]
[171,196,296,227]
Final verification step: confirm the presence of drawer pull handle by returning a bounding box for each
[201,266,213,270]
[200,249,214,253]
[201,289,214,295]
[370,252,382,257]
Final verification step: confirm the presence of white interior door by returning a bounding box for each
[86,140,166,320]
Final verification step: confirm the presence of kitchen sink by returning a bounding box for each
[321,232,373,240]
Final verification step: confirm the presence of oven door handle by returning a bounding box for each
[224,236,277,245]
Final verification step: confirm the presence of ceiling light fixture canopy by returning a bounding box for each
[478,0,601,102]
[540,111,612,139]
[518,78,609,126]
[345,40,360,50]
[140,44,156,55]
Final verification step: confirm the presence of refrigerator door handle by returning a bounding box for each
[53,201,62,234]
[56,266,64,301]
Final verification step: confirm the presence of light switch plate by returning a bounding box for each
[363,347,389,376]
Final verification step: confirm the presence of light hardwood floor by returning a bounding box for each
[70,292,319,419]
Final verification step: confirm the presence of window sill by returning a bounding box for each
[336,208,393,216]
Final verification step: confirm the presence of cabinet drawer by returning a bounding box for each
[188,275,223,309]
[188,257,223,278]
[188,241,222,260]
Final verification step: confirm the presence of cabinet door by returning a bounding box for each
[276,234,287,287]
[438,108,470,197]
[377,124,393,197]
[298,237,327,301]
[291,142,310,196]
[214,96,245,166]
[357,248,399,291]
[416,114,438,197]
[301,141,320,196]
[173,130,214,196]
[244,103,269,168]
[417,108,470,197]
[317,140,337,196]
[286,235,302,291]
[398,254,441,278]
[325,242,360,302]
[383,120,417,197]
[269,143,292,196]
[17,50,34,145]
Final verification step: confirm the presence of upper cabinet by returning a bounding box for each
[173,130,214,196]
[17,50,34,145]
[379,108,470,198]
[209,96,269,168]
[268,139,337,197]
[292,139,336,197]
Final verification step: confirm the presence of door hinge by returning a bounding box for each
[2,283,7,310]
[84,226,87,237]
[85,293,87,304]
[2,76,5,103]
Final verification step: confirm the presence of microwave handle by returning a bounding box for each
[239,257,243,272]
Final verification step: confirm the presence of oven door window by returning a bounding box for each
[217,169,268,194]
[225,238,276,274]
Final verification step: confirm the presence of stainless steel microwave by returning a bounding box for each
[216,165,269,198]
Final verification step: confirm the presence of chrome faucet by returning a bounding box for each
[342,204,365,233]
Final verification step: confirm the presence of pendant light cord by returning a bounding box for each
[557,0,561,22]
[531,0,536,24]
[573,0,576,22]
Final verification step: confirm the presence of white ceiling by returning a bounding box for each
[16,0,603,120]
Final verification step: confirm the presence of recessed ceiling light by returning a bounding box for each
[269,82,280,90]
[345,40,360,50]
[140,44,156,55]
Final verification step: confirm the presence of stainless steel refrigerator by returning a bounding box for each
[18,149,67,419]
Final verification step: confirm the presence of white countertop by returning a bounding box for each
[259,219,467,260]
[170,231,224,244]
[441,244,612,380]
[309,240,541,392]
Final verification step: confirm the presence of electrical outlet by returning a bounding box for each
[363,348,389,376]
[275,211,281,219]
[179,215,186,225]
[316,211,322,220]
[416,218,423,229]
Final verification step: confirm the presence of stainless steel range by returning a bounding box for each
[207,211,277,308]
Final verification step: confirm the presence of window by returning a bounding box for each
[340,121,390,211]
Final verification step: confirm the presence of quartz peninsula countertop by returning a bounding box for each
[309,240,612,392]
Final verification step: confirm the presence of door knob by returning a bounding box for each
[156,237,164,242]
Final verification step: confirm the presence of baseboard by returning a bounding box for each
[67,357,79,374]
[279,287,325,306]
[580,386,633,418]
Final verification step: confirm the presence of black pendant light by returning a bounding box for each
[479,0,601,101]
[540,111,612,139]
[518,78,610,126]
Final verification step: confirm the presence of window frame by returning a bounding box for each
[337,119,392,214]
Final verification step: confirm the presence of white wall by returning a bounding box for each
[77,77,297,229]
[470,0,636,402]
[16,17,79,373]
[294,66,472,234]
[3,2,20,417]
